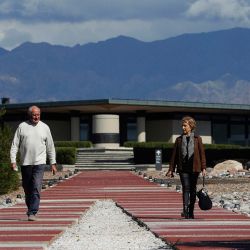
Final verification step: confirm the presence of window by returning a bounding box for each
[80,117,90,141]
[212,123,228,144]
[127,122,137,141]
[229,123,246,145]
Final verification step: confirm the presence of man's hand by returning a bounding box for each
[166,170,174,178]
[51,164,57,175]
[11,163,18,171]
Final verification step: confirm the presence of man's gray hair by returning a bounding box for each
[28,106,40,116]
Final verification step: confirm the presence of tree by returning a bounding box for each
[0,108,19,194]
[0,125,13,163]
[0,108,13,163]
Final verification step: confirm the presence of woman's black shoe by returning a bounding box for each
[188,212,194,219]
[188,205,194,219]
[184,206,189,219]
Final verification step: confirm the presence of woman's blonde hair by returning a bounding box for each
[182,116,196,131]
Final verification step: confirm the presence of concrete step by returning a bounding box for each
[76,155,133,159]
[75,147,135,170]
[75,166,136,170]
[75,162,134,165]
[76,152,133,157]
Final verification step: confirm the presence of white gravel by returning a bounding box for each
[47,200,170,250]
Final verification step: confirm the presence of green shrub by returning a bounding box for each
[133,147,173,164]
[56,147,76,164]
[123,141,137,147]
[204,144,241,149]
[55,141,92,148]
[124,141,173,148]
[0,163,20,194]
[0,125,13,163]
[132,142,250,166]
[205,147,250,166]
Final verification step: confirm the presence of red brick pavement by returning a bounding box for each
[0,171,249,250]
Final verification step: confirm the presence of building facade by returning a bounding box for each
[1,99,250,147]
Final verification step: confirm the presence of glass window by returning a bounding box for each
[80,123,89,141]
[230,123,246,145]
[230,124,245,140]
[212,123,228,144]
[212,115,228,122]
[127,122,137,141]
[230,116,245,122]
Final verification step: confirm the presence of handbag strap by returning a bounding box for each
[202,175,205,187]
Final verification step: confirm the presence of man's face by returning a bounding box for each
[30,108,40,124]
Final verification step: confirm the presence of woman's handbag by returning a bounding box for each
[196,176,212,210]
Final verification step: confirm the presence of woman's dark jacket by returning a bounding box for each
[169,134,206,173]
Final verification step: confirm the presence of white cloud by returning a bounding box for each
[0,0,249,50]
[0,19,176,49]
[187,0,250,23]
[0,0,187,22]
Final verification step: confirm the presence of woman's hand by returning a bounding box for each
[202,169,206,176]
[166,170,174,178]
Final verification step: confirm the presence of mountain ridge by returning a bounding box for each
[0,27,250,104]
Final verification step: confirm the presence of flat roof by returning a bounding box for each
[1,98,250,115]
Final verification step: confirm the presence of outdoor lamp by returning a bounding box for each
[6,198,12,204]
[160,179,165,186]
[167,182,172,187]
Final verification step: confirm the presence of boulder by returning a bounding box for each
[210,160,243,176]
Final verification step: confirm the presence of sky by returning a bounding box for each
[1,0,250,50]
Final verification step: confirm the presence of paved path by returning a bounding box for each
[0,171,250,249]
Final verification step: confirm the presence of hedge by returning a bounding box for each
[0,163,20,194]
[56,147,76,164]
[131,142,250,167]
[55,141,92,148]
[124,141,173,148]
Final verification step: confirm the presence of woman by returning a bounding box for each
[167,116,206,219]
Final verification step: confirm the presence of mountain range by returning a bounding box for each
[0,27,250,104]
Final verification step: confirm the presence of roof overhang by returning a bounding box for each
[1,98,250,115]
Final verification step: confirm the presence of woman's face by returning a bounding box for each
[182,121,192,135]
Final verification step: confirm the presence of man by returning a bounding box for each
[10,106,57,221]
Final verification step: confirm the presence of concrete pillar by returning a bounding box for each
[92,114,120,148]
[137,116,146,142]
[71,116,80,141]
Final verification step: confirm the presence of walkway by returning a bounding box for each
[0,171,249,249]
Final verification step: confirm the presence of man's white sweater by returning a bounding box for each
[10,121,56,166]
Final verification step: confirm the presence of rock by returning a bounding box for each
[211,160,243,176]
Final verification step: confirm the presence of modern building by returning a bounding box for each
[1,98,250,147]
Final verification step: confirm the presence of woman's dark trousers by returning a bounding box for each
[21,165,45,216]
[179,172,199,219]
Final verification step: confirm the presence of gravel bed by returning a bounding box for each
[1,170,249,249]
[47,200,171,250]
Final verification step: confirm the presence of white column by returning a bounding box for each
[137,116,146,142]
[71,116,80,141]
[92,114,120,148]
